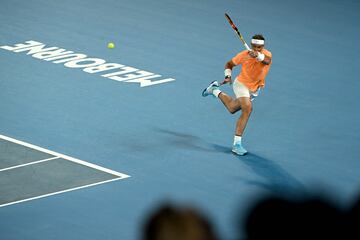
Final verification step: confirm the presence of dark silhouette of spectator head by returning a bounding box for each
[243,195,346,239]
[348,194,360,239]
[142,203,218,240]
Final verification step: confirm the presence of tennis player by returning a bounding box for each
[202,34,272,155]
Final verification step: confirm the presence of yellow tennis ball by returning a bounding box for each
[107,42,115,49]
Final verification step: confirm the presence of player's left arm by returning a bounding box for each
[261,54,271,65]
[248,50,271,65]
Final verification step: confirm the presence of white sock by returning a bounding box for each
[213,89,221,98]
[233,135,242,145]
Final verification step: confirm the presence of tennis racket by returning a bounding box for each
[225,13,251,51]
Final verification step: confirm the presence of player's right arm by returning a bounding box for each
[222,60,236,85]
[222,51,248,85]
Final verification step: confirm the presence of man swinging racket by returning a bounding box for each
[202,15,272,155]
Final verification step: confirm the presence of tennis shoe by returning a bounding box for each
[202,81,219,97]
[232,142,248,156]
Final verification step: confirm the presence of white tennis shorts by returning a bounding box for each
[232,79,260,101]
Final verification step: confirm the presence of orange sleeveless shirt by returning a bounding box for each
[232,49,272,92]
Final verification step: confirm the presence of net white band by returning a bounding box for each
[251,39,265,45]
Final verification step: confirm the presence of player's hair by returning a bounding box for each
[252,34,265,41]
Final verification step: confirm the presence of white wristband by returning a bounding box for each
[224,68,232,78]
[256,52,265,62]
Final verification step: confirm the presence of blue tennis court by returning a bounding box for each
[1,0,360,239]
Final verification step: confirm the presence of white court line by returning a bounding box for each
[0,156,60,172]
[0,178,122,208]
[0,134,131,208]
[0,134,130,178]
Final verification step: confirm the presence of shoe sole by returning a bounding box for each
[202,88,209,97]
[202,81,219,97]
[232,149,248,156]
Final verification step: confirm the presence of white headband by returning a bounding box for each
[251,39,265,45]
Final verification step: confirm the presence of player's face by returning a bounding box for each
[251,44,264,52]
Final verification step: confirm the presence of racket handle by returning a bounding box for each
[244,43,251,51]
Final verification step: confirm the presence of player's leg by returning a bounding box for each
[231,81,253,155]
[202,80,242,114]
[235,97,252,136]
[218,79,251,115]
[218,92,242,114]
[232,97,252,155]
[202,80,251,155]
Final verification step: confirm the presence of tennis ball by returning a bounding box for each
[107,42,115,49]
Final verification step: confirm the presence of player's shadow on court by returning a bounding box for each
[155,128,305,196]
[237,153,306,197]
[154,128,238,154]
[154,128,223,153]
[209,144,304,196]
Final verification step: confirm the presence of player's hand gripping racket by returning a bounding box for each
[224,13,251,51]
